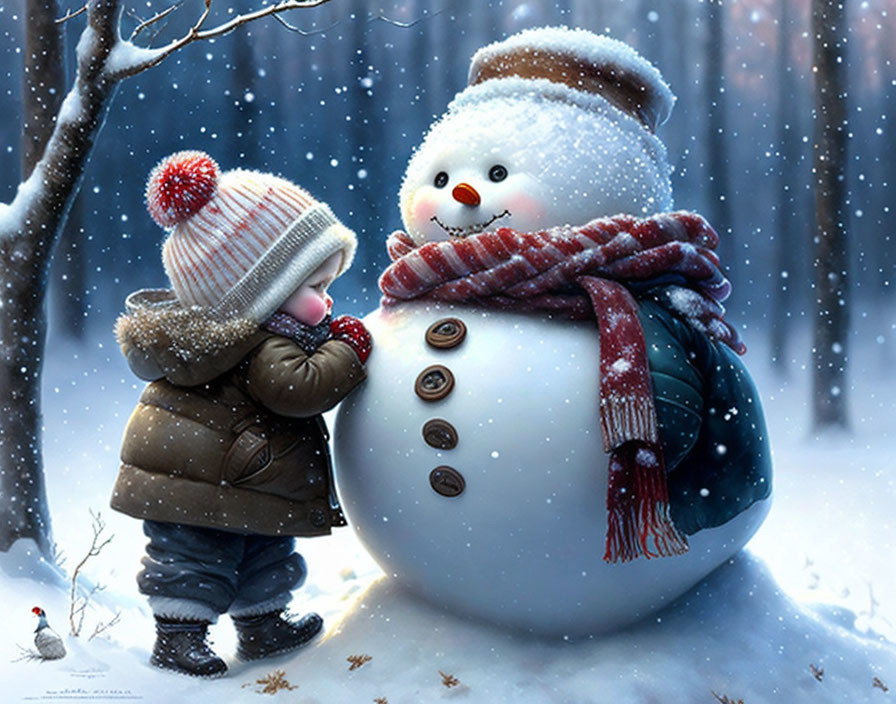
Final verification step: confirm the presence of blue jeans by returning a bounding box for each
[137,520,306,622]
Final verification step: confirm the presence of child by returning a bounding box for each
[111,151,372,677]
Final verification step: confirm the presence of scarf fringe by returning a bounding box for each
[599,396,659,451]
[604,443,690,562]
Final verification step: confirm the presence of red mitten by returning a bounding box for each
[329,315,372,364]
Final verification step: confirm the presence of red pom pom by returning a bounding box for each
[146,151,219,228]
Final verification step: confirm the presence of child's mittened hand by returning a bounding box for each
[329,315,372,364]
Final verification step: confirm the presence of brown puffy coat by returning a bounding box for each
[110,289,365,537]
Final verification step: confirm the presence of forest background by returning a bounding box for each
[2,0,891,368]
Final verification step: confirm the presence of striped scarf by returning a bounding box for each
[379,211,744,563]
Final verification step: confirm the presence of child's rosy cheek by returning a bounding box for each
[299,296,328,323]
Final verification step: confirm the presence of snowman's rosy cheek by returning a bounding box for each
[502,193,547,229]
[406,191,441,226]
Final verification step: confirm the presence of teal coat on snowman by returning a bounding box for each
[335,26,772,634]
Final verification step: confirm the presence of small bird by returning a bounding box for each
[32,607,66,660]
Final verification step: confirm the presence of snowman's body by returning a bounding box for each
[335,301,770,634]
[335,28,772,635]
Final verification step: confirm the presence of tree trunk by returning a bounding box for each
[771,0,800,372]
[705,0,734,277]
[811,0,850,429]
[0,0,67,556]
[50,20,88,340]
[22,0,65,178]
[347,0,374,268]
[0,0,119,554]
[231,5,261,167]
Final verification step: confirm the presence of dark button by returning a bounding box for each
[309,508,327,528]
[425,318,467,349]
[429,466,466,497]
[415,365,455,401]
[422,418,459,450]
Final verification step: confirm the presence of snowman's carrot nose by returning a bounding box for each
[452,182,481,207]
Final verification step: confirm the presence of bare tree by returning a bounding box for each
[230,0,261,167]
[23,1,66,178]
[705,0,734,274]
[0,0,333,557]
[771,0,802,372]
[811,0,850,429]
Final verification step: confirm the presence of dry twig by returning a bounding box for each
[347,654,372,671]
[711,693,744,704]
[88,611,121,641]
[69,510,114,637]
[11,644,44,663]
[439,670,461,688]
[873,676,888,692]
[810,663,824,682]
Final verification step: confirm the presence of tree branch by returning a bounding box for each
[271,12,338,36]
[106,0,334,79]
[271,4,443,36]
[128,1,183,41]
[56,3,87,24]
[369,6,447,29]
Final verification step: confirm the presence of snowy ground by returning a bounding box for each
[2,310,894,703]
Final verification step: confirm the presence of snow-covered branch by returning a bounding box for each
[106,0,333,79]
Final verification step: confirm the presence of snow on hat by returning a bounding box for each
[146,151,357,322]
[466,26,675,132]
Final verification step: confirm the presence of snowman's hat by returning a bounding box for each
[466,27,674,133]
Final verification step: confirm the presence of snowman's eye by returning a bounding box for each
[488,164,508,182]
[433,172,449,188]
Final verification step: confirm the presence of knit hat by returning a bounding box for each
[146,151,357,322]
[465,26,675,132]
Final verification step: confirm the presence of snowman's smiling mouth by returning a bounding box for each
[431,210,511,238]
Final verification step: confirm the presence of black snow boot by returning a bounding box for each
[150,618,227,678]
[232,610,323,661]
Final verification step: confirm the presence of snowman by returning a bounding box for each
[334,27,772,636]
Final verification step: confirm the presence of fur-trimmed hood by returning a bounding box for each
[114,289,269,387]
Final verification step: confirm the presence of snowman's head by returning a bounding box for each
[399,28,676,245]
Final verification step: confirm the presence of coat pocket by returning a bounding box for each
[223,416,324,501]
[222,420,273,485]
